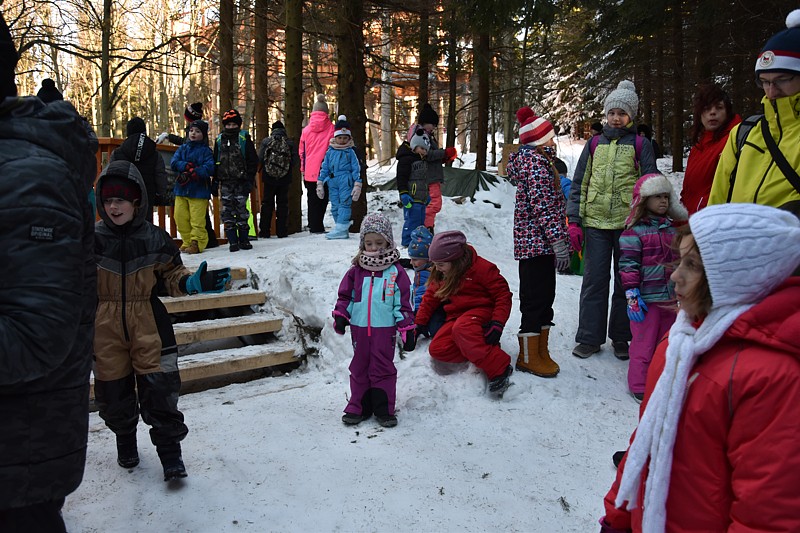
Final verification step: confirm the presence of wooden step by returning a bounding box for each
[161,289,266,314]
[173,315,282,345]
[178,343,298,383]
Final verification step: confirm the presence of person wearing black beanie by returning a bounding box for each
[37,78,63,103]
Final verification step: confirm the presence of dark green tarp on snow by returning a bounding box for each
[376,167,502,199]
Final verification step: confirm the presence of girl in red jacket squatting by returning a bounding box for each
[601,203,800,533]
[414,230,514,396]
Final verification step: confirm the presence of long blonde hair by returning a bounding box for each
[428,244,472,300]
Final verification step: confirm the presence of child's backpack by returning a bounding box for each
[263,135,292,179]
[589,133,644,172]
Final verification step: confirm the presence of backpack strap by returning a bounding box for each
[589,135,600,156]
[760,117,800,195]
[238,130,247,157]
[633,133,643,172]
[727,114,764,202]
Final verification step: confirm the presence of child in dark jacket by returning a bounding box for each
[170,120,215,254]
[619,173,687,401]
[94,161,230,482]
[397,129,431,246]
[332,213,415,428]
[414,231,514,395]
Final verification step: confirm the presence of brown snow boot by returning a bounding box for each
[515,332,540,374]
[535,326,560,377]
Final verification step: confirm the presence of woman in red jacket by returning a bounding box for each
[680,83,741,215]
[600,203,800,533]
[414,230,514,396]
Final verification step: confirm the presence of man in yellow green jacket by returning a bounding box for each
[709,12,800,208]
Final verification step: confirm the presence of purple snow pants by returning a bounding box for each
[628,302,676,394]
[345,325,398,416]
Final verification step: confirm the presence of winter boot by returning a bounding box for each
[226,228,239,252]
[184,240,200,254]
[238,226,252,250]
[533,326,560,377]
[376,414,398,428]
[488,365,513,395]
[157,443,188,482]
[325,221,350,240]
[342,412,369,426]
[116,432,139,469]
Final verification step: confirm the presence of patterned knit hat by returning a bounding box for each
[408,226,433,259]
[101,175,141,204]
[690,203,800,308]
[37,78,63,103]
[429,230,467,262]
[359,212,395,250]
[516,106,555,146]
[418,103,439,126]
[312,94,329,113]
[625,173,688,226]
[756,10,800,75]
[410,128,431,151]
[184,102,203,122]
[604,80,639,119]
[334,115,351,138]
[222,108,242,127]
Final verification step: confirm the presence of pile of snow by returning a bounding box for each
[63,137,685,532]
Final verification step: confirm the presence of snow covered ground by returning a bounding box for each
[62,137,683,532]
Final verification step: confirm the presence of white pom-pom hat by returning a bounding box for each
[756,9,800,74]
[334,115,351,138]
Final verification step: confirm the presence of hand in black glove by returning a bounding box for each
[483,320,504,345]
[415,323,430,338]
[184,261,231,294]
[401,329,416,351]
[333,314,349,335]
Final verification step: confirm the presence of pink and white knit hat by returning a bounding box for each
[516,106,555,146]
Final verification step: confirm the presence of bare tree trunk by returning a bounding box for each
[285,0,304,234]
[219,0,235,114]
[475,32,490,171]
[100,0,112,136]
[309,36,323,96]
[655,37,665,155]
[670,0,684,171]
[446,17,458,158]
[336,0,368,232]
[254,0,269,143]
[418,4,429,105]
[380,10,393,165]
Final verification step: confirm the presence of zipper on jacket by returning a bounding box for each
[367,273,375,336]
[120,231,130,342]
[382,279,387,302]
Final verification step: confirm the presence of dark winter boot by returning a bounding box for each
[376,414,398,428]
[157,443,187,482]
[488,365,513,395]
[238,226,252,250]
[116,432,139,469]
[226,228,239,252]
[342,413,369,426]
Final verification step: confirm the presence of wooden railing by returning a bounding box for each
[96,138,270,242]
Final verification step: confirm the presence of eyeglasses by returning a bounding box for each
[755,75,796,91]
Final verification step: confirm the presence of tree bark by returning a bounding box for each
[285,0,304,234]
[219,0,235,114]
[670,0,684,171]
[475,32,490,171]
[100,0,112,136]
[254,0,270,143]
[418,4,430,106]
[380,10,393,165]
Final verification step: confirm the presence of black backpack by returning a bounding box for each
[263,135,292,179]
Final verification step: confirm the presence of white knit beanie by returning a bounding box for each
[604,80,639,119]
[691,203,800,307]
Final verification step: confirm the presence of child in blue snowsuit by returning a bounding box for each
[316,115,362,240]
[332,213,415,428]
[407,225,445,337]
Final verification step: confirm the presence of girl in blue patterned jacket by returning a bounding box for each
[332,213,415,428]
[506,108,569,378]
[316,115,362,240]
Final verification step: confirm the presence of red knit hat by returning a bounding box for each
[101,176,141,203]
[516,107,555,146]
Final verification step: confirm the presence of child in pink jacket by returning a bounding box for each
[299,95,335,233]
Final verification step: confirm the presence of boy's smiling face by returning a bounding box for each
[103,197,136,226]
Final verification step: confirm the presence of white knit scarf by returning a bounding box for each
[615,302,754,532]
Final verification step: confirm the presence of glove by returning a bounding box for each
[444,146,457,163]
[415,323,430,338]
[333,314,349,335]
[185,162,199,181]
[599,517,632,533]
[552,239,571,272]
[400,193,413,209]
[425,195,431,206]
[316,181,325,199]
[156,132,169,144]
[483,320,503,345]
[177,172,191,186]
[184,261,231,295]
[568,222,584,252]
[401,329,416,351]
[351,181,362,201]
[625,288,649,322]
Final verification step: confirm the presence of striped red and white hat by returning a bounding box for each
[516,106,554,146]
[756,9,800,75]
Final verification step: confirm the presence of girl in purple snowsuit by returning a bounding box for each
[332,213,415,428]
[619,173,688,401]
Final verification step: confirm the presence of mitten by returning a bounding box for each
[401,329,416,351]
[316,181,325,199]
[351,181,363,201]
[552,239,571,272]
[483,320,504,345]
[177,172,191,186]
[333,314,349,335]
[625,288,649,322]
[400,193,413,209]
[599,517,632,533]
[184,261,231,295]
[444,146,457,163]
[415,323,430,338]
[156,132,169,144]
[568,222,584,252]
